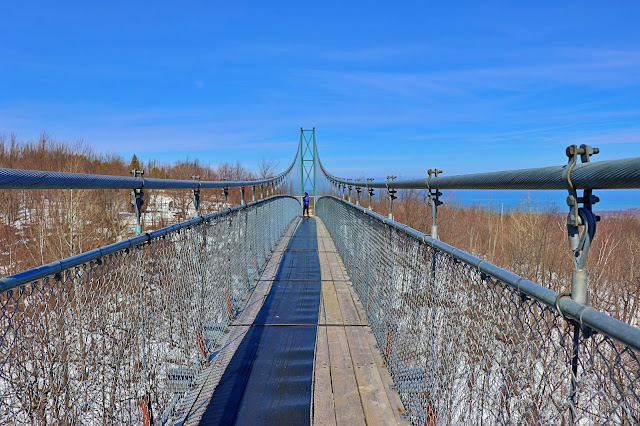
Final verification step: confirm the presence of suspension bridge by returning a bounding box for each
[1,129,640,425]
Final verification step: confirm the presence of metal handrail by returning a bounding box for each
[0,142,299,190]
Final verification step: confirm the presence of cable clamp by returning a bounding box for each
[366,178,375,196]
[426,169,443,206]
[192,175,201,217]
[386,175,397,199]
[563,144,599,227]
[555,291,571,319]
[563,145,600,271]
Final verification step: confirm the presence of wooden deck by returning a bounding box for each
[175,216,408,425]
[314,218,408,425]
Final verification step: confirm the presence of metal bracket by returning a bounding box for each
[386,175,397,220]
[192,175,201,218]
[130,169,145,235]
[563,144,600,306]
[427,169,443,240]
[222,179,229,208]
[343,179,351,203]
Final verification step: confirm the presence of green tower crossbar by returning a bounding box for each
[300,127,316,197]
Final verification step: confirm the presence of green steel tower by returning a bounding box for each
[300,127,316,197]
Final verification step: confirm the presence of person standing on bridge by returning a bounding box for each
[303,192,310,217]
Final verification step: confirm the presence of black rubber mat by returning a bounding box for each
[285,233,318,251]
[253,280,321,325]
[275,251,321,281]
[200,217,321,425]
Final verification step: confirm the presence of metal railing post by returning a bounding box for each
[192,175,201,218]
[240,185,245,205]
[427,169,443,240]
[130,169,145,235]
[367,178,374,210]
[561,144,600,425]
[386,175,397,220]
[222,180,229,208]
[252,185,256,202]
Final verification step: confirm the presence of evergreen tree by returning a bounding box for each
[129,154,141,172]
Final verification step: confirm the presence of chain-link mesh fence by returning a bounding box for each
[0,196,300,425]
[317,196,640,425]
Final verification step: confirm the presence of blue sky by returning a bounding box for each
[1,1,639,205]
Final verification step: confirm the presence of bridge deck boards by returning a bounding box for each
[177,216,407,425]
[315,219,408,426]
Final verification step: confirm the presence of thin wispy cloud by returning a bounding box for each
[571,128,640,146]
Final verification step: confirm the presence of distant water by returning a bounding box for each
[448,189,640,212]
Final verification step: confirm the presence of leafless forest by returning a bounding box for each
[1,135,638,325]
[0,134,280,276]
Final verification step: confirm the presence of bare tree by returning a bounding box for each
[258,157,279,179]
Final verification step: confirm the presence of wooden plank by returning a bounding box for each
[319,252,334,281]
[347,283,369,323]
[346,327,400,426]
[235,280,272,323]
[318,285,326,325]
[284,217,301,237]
[334,280,363,325]
[317,236,327,252]
[315,218,409,425]
[326,326,366,426]
[322,280,343,325]
[181,325,250,425]
[313,326,336,425]
[363,326,409,424]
